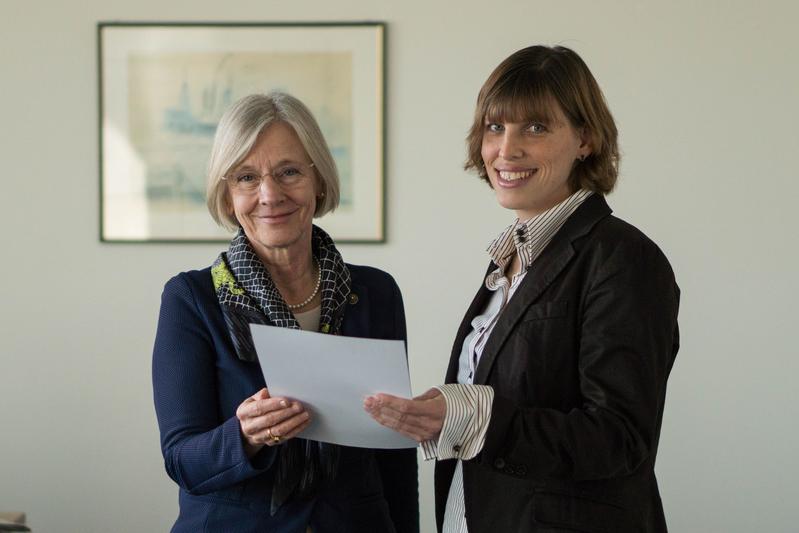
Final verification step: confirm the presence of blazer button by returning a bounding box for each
[349,293,359,305]
[453,444,461,454]
[494,458,506,469]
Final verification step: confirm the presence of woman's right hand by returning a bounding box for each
[236,388,311,457]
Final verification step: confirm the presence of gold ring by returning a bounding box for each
[266,428,281,444]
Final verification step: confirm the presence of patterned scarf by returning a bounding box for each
[211,224,351,514]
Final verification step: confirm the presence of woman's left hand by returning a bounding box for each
[363,388,446,442]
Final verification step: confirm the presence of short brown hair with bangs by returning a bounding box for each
[465,45,619,194]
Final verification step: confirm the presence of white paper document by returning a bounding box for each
[250,324,417,449]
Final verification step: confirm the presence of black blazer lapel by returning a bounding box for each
[472,243,575,384]
[473,194,613,385]
[445,273,494,383]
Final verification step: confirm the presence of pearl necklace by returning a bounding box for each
[286,257,321,310]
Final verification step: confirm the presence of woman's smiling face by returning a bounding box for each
[481,102,590,220]
[227,122,319,256]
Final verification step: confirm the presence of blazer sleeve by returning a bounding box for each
[480,235,680,480]
[372,276,420,533]
[152,274,277,494]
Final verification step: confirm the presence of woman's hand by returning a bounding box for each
[363,388,446,442]
[236,388,311,457]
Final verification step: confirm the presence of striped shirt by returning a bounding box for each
[422,189,593,533]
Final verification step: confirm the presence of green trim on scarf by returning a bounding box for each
[211,260,245,296]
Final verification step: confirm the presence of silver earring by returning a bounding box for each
[578,154,587,162]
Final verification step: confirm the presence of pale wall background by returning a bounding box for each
[1,1,797,531]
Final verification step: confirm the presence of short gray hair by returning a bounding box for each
[206,92,340,230]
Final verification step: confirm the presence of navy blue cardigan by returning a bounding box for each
[153,264,419,533]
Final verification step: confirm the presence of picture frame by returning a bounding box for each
[98,22,386,243]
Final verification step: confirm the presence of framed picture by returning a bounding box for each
[98,22,385,243]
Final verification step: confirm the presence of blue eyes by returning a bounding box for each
[224,162,315,193]
[528,123,547,134]
[485,122,548,134]
[279,167,301,178]
[233,167,302,184]
[232,167,303,184]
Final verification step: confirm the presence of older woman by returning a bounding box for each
[365,45,680,532]
[153,92,418,533]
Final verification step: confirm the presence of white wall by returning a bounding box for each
[2,1,797,531]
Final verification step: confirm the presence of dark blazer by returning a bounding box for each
[153,264,418,533]
[435,194,680,533]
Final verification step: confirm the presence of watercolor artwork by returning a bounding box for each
[99,24,384,242]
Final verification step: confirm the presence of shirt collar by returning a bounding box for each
[486,189,594,273]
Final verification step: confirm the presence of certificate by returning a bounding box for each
[250,324,416,449]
